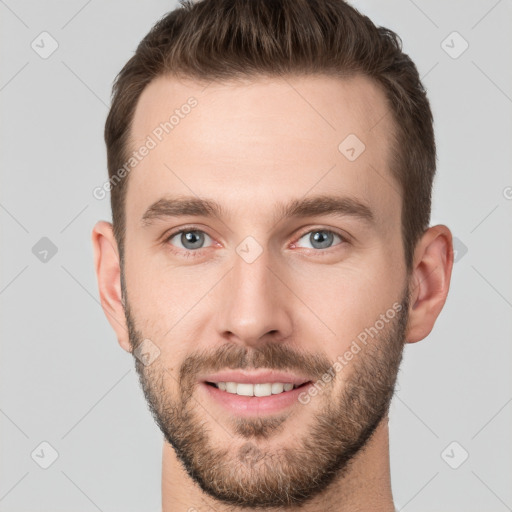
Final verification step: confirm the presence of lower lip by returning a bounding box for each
[201,382,313,416]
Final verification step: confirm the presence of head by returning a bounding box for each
[93,0,453,508]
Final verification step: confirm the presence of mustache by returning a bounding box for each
[178,342,333,389]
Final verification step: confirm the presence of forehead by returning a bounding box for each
[126,74,399,232]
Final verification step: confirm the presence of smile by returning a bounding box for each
[202,381,313,416]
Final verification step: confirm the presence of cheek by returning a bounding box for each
[123,251,184,334]
[124,252,222,356]
[289,257,401,352]
[126,242,193,300]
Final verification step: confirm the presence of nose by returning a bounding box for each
[215,245,294,348]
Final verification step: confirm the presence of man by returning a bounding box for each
[92,0,453,510]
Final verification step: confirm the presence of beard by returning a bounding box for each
[123,285,409,509]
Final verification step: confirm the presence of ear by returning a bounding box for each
[91,221,131,352]
[405,224,454,344]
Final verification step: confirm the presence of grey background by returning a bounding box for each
[1,1,511,510]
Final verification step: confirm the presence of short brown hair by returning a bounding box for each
[105,0,436,273]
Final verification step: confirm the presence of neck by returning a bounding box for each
[162,415,395,512]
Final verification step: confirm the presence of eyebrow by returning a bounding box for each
[140,194,375,227]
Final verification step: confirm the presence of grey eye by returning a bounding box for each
[296,230,343,250]
[169,230,212,250]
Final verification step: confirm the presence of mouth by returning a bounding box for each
[205,380,311,396]
[201,380,313,416]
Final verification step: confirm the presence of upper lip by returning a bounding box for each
[201,370,312,385]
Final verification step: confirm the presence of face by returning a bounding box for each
[122,74,410,508]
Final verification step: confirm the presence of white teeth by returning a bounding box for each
[226,382,238,394]
[212,382,299,397]
[271,383,284,394]
[237,383,255,396]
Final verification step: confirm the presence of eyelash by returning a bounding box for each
[163,225,348,259]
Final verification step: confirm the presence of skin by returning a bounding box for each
[92,74,453,511]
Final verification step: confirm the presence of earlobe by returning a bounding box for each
[405,225,454,344]
[91,221,131,352]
